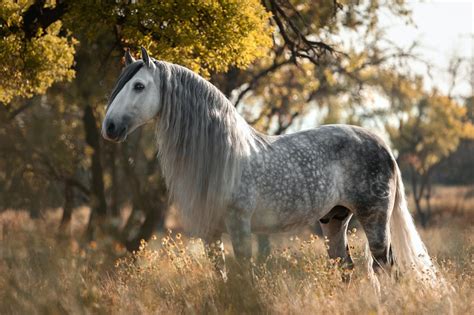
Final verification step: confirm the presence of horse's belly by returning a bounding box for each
[250,204,321,233]
[247,171,339,233]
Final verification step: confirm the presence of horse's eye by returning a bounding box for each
[134,82,145,91]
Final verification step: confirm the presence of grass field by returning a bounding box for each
[0,186,472,314]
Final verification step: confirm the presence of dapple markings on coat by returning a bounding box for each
[102,48,439,287]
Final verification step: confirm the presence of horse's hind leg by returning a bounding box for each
[356,206,393,275]
[319,206,354,281]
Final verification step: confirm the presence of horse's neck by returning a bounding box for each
[158,62,272,158]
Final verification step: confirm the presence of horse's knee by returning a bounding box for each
[224,209,252,260]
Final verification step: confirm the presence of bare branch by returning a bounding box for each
[22,0,69,39]
[233,58,292,107]
[264,0,342,66]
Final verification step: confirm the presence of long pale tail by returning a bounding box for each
[389,165,438,285]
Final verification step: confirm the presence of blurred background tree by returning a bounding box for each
[1,0,472,250]
[372,71,474,225]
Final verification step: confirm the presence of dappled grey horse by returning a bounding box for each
[102,48,438,285]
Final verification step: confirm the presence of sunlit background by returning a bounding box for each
[0,1,472,314]
[385,0,473,96]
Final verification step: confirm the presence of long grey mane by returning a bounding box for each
[153,61,267,237]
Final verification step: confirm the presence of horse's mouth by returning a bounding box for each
[108,134,128,143]
[102,124,128,143]
[104,133,128,143]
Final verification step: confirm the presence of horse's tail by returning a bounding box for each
[389,164,439,286]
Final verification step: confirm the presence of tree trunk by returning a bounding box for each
[120,143,166,251]
[425,181,432,217]
[30,203,42,219]
[83,104,108,239]
[121,206,144,241]
[410,166,428,228]
[59,182,74,236]
[109,144,120,217]
[413,193,427,228]
[125,200,167,252]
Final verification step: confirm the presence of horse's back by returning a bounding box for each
[264,124,395,172]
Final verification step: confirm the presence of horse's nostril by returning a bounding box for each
[107,121,115,134]
[105,119,127,141]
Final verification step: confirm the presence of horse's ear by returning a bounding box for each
[124,49,135,66]
[141,47,152,68]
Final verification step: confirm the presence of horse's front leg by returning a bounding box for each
[205,232,227,281]
[224,208,252,261]
[257,234,271,261]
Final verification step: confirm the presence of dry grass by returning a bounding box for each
[0,186,473,314]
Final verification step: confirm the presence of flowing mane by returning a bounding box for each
[153,61,267,236]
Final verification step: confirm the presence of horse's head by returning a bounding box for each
[102,47,160,142]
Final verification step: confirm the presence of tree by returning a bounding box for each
[211,0,413,135]
[434,96,474,185]
[0,91,87,220]
[0,1,76,105]
[377,72,474,226]
[0,0,274,247]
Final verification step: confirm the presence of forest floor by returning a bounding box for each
[0,185,472,314]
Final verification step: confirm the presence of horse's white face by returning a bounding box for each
[102,49,160,142]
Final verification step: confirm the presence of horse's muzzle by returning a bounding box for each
[103,117,128,142]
